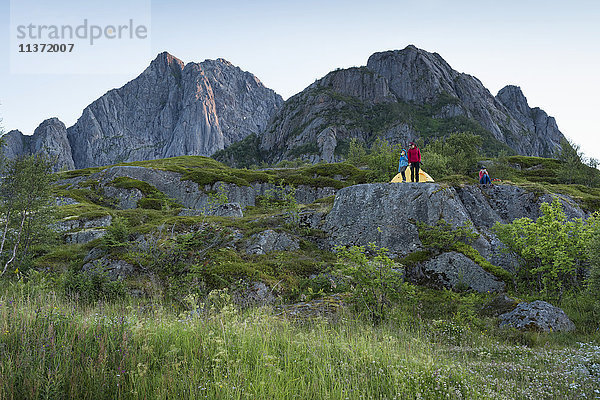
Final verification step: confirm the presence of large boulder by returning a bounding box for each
[499,300,575,332]
[325,183,472,257]
[325,183,586,271]
[407,251,505,293]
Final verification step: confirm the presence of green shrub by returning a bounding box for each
[101,216,130,250]
[416,219,478,255]
[332,243,404,324]
[493,198,598,302]
[138,198,163,210]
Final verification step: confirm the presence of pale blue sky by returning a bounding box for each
[1,0,599,159]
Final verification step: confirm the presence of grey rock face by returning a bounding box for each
[58,166,339,211]
[246,229,300,255]
[496,85,563,156]
[325,183,586,271]
[325,183,472,257]
[54,215,113,233]
[102,186,144,210]
[407,251,505,293]
[82,257,134,280]
[66,52,283,169]
[1,118,75,171]
[178,203,243,218]
[499,300,575,332]
[64,228,107,244]
[252,45,567,165]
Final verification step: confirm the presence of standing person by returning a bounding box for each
[407,142,421,182]
[479,167,492,186]
[398,148,409,182]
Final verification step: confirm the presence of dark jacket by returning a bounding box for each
[407,147,421,163]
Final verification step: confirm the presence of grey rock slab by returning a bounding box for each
[64,228,107,244]
[325,183,472,256]
[499,300,575,332]
[102,186,144,209]
[407,251,505,293]
[246,229,300,255]
[54,215,112,232]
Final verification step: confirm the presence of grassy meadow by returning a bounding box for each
[1,280,599,400]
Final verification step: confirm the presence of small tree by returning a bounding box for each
[346,138,368,166]
[423,132,483,177]
[366,138,404,182]
[332,243,403,324]
[0,154,56,275]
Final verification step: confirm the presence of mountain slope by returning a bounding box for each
[217,45,566,166]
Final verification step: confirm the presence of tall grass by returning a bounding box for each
[1,281,598,399]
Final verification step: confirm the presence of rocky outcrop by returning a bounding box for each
[178,203,244,218]
[325,183,586,272]
[407,251,505,293]
[58,166,339,210]
[496,85,564,157]
[56,215,113,244]
[66,53,283,169]
[499,300,575,332]
[246,230,300,255]
[235,45,566,166]
[54,215,113,232]
[65,229,108,244]
[1,118,75,171]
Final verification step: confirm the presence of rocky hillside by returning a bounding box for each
[4,52,283,169]
[49,155,596,297]
[217,45,566,166]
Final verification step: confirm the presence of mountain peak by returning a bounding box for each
[148,51,185,73]
[497,85,531,117]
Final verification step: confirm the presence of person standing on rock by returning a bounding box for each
[407,142,421,182]
[398,148,409,182]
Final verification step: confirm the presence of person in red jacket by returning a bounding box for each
[407,142,421,182]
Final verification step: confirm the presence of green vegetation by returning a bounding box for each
[2,280,600,399]
[415,219,512,285]
[0,154,57,276]
[493,198,600,302]
[4,133,600,398]
[332,243,404,323]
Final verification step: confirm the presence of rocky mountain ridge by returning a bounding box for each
[220,45,567,166]
[4,46,567,170]
[4,52,283,170]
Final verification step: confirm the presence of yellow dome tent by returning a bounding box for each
[391,170,434,183]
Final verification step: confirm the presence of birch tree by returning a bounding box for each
[0,154,56,276]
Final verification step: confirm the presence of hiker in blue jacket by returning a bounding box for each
[398,149,409,182]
